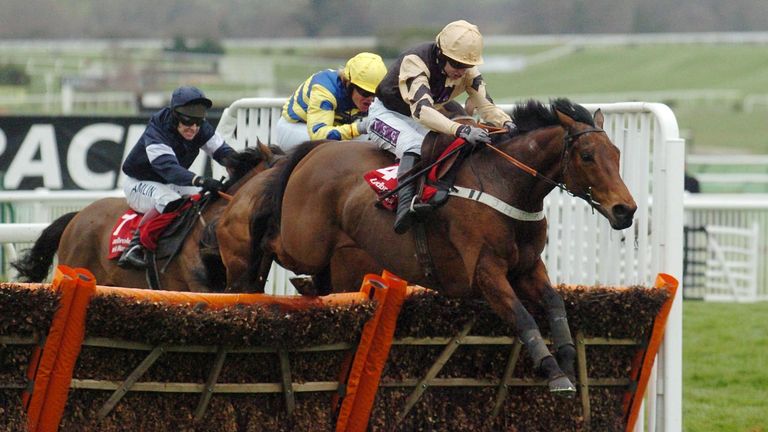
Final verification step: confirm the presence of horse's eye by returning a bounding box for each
[580,152,594,162]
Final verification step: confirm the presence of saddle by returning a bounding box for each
[108,194,213,289]
[419,132,473,205]
[364,133,472,211]
[416,119,508,206]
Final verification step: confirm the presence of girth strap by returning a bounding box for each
[412,222,437,284]
[449,186,545,221]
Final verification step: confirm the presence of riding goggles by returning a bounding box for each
[353,85,375,98]
[175,111,205,127]
[445,57,473,70]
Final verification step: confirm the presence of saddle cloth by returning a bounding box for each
[108,211,141,259]
[107,197,197,260]
[363,138,466,211]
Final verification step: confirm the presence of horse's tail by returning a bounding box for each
[10,211,78,282]
[247,141,322,285]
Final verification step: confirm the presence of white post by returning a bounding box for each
[657,111,685,432]
[61,81,74,115]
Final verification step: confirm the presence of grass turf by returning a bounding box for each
[683,300,768,432]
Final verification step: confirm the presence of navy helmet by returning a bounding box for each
[170,86,212,118]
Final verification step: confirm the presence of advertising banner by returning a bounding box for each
[0,116,219,190]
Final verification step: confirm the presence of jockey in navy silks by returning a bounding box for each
[118,85,236,269]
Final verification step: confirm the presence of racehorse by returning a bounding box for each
[11,143,278,292]
[216,160,283,292]
[245,99,637,393]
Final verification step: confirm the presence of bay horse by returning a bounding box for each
[11,143,278,292]
[247,99,637,393]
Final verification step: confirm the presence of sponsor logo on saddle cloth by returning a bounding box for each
[108,211,141,259]
[363,138,466,211]
[107,196,198,260]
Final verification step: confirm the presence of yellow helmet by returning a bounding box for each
[435,20,484,66]
[343,52,387,93]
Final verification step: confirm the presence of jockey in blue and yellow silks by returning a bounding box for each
[275,52,387,152]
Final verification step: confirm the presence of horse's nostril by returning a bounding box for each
[613,204,634,219]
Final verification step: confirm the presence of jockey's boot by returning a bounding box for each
[393,152,429,234]
[117,207,162,270]
[117,229,147,269]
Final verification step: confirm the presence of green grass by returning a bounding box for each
[479,44,768,154]
[683,301,768,432]
[485,44,768,96]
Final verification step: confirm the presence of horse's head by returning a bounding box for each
[555,106,637,230]
[223,139,282,190]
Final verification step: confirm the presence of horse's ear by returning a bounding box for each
[257,138,275,163]
[555,109,576,130]
[593,109,604,128]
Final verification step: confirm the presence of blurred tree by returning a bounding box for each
[0,65,31,86]
[291,0,371,37]
[166,35,225,54]
[2,0,768,38]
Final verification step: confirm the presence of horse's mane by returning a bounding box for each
[511,98,594,135]
[248,140,325,258]
[223,147,266,186]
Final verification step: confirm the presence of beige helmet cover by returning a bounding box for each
[435,20,484,66]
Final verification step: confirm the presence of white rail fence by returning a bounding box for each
[683,194,768,301]
[4,191,759,299]
[702,224,759,302]
[686,154,768,193]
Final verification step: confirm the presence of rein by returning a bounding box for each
[485,127,607,210]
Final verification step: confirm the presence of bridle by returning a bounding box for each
[483,126,607,210]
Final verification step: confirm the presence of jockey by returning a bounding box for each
[366,20,515,234]
[275,52,387,152]
[118,85,237,269]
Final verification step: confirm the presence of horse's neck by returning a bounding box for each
[528,126,568,189]
[475,127,566,209]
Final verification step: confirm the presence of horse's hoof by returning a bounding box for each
[548,375,576,395]
[290,276,318,296]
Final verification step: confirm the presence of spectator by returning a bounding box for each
[685,171,701,193]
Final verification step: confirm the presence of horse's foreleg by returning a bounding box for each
[513,260,576,380]
[475,250,575,394]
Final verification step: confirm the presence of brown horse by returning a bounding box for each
[11,143,278,292]
[216,161,284,292]
[217,100,472,293]
[246,99,637,393]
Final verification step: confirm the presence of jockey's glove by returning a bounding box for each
[456,125,491,145]
[503,121,516,135]
[193,176,225,193]
[355,116,371,135]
